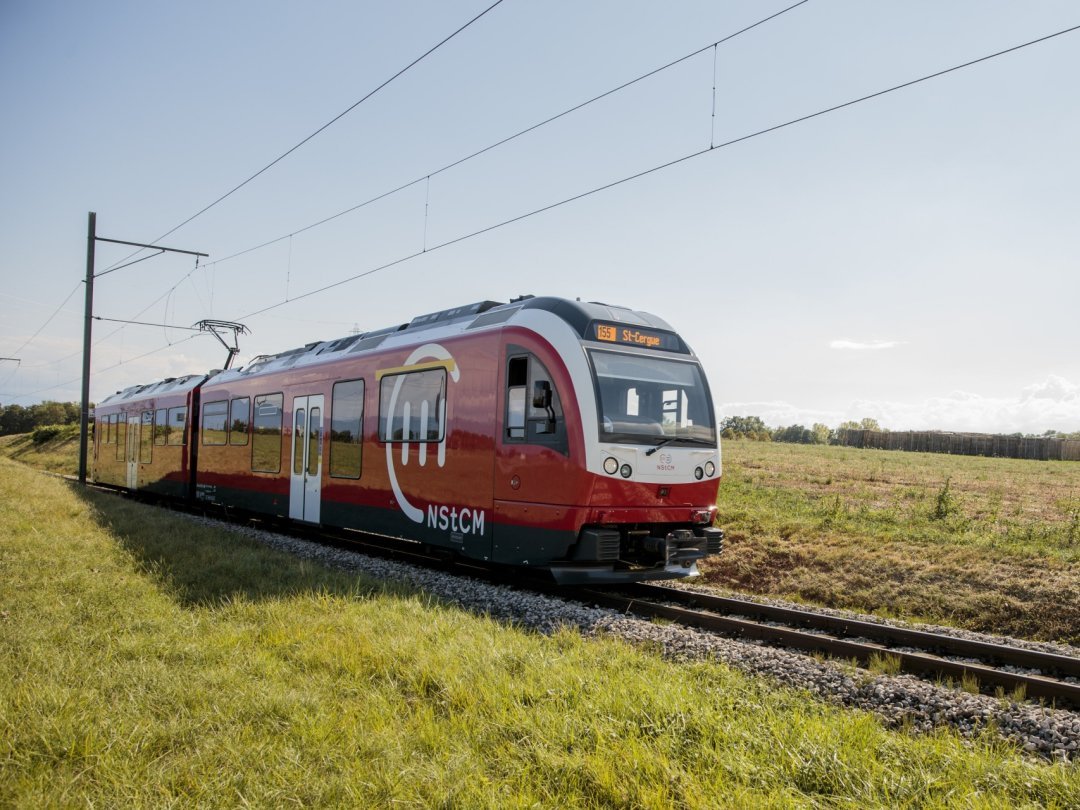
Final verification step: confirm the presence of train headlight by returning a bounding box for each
[694,466,704,480]
[620,464,632,479]
[704,461,716,477]
[604,457,619,475]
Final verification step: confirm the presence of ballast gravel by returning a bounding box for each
[186,514,1080,763]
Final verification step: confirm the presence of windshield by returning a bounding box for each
[590,350,716,446]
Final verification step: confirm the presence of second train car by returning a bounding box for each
[93,296,723,583]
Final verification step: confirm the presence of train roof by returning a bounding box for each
[98,296,686,398]
[205,295,683,387]
[97,373,209,408]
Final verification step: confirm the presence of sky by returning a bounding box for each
[1,0,1078,434]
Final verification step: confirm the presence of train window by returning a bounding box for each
[378,369,446,443]
[139,411,153,464]
[330,379,364,479]
[154,408,168,446]
[506,357,527,439]
[167,407,187,446]
[229,397,250,446]
[590,351,716,446]
[504,353,565,449]
[104,414,112,445]
[308,407,322,476]
[251,393,283,473]
[293,408,306,475]
[115,413,127,461]
[202,400,228,446]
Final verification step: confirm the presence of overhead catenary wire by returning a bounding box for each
[199,0,812,272]
[11,0,803,386]
[92,316,202,331]
[3,281,83,360]
[94,0,508,279]
[234,21,1080,323]
[13,13,1077,400]
[17,0,803,382]
[0,333,205,401]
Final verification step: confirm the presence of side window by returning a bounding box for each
[167,407,187,446]
[251,393,283,472]
[506,357,527,439]
[115,413,127,461]
[379,369,446,442]
[139,411,154,463]
[503,352,565,451]
[104,414,112,445]
[202,400,228,446]
[154,408,168,446]
[229,397,250,446]
[293,408,306,475]
[330,379,364,479]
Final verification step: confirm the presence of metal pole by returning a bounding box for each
[78,212,96,484]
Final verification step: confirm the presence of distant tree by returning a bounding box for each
[0,400,83,436]
[0,404,31,435]
[811,423,831,445]
[720,415,770,439]
[773,424,815,444]
[836,418,883,432]
[32,401,67,426]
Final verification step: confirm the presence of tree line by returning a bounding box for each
[721,415,1080,444]
[0,401,84,436]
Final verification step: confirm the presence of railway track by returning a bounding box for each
[569,582,1080,708]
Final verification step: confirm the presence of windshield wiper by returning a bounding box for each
[644,436,714,456]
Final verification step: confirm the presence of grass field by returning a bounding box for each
[2,457,1078,806]
[0,423,81,476]
[706,441,1080,644]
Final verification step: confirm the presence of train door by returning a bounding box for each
[289,394,324,523]
[493,349,576,565]
[126,415,139,489]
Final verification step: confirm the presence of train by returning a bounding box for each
[92,295,723,583]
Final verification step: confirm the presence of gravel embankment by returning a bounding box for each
[188,514,1080,762]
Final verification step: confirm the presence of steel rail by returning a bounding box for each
[630,583,1080,679]
[573,584,1080,708]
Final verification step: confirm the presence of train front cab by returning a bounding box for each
[491,302,723,584]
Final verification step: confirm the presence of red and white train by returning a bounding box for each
[93,296,723,583]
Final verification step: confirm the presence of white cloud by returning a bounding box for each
[720,376,1080,434]
[829,339,906,351]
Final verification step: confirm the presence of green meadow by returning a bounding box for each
[2,456,1079,806]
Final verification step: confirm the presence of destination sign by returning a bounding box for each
[591,322,683,352]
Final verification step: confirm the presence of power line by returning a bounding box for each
[202,1,811,272]
[58,0,795,374]
[96,0,508,278]
[235,21,1080,322]
[92,316,202,331]
[3,282,82,360]
[17,257,208,371]
[0,333,205,402]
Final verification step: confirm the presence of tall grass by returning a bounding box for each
[2,457,1078,806]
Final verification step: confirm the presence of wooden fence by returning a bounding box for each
[834,429,1080,462]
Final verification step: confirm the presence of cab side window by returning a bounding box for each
[504,351,568,454]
